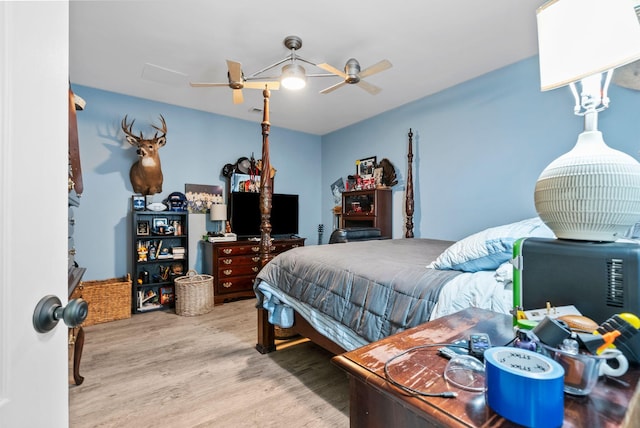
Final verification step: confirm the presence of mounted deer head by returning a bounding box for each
[122,115,167,195]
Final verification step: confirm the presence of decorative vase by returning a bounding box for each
[534,130,640,241]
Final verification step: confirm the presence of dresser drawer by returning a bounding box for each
[218,264,261,278]
[217,244,263,256]
[218,254,261,267]
[217,275,255,294]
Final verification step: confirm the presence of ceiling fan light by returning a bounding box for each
[281,63,307,90]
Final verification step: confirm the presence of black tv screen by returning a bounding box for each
[230,192,299,238]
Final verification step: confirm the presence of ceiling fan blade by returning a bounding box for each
[243,81,281,90]
[190,82,230,87]
[356,80,382,95]
[227,60,243,83]
[358,59,392,79]
[232,88,244,104]
[317,63,347,78]
[320,81,347,95]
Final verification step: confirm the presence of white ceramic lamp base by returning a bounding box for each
[534,130,640,241]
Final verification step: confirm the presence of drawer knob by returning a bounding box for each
[251,246,260,252]
[222,282,232,288]
[252,267,259,272]
[223,269,233,276]
[223,248,233,254]
[222,259,232,265]
[252,256,260,262]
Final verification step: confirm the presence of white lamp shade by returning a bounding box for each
[537,0,640,91]
[210,204,227,222]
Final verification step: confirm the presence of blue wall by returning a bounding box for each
[72,85,321,280]
[321,56,640,241]
[73,55,640,281]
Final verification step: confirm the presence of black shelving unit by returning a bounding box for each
[131,210,189,313]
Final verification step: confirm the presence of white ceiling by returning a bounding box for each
[69,0,543,135]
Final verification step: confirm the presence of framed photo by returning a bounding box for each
[136,220,150,236]
[373,167,383,187]
[132,195,145,211]
[185,183,224,213]
[231,174,260,193]
[356,156,377,178]
[330,177,345,205]
[152,218,168,229]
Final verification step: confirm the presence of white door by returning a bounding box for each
[0,2,69,427]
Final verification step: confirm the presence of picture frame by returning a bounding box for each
[357,156,377,178]
[152,217,168,229]
[231,173,260,193]
[373,167,383,187]
[132,195,145,211]
[330,177,345,205]
[136,220,150,236]
[185,183,224,213]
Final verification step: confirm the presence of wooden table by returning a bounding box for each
[332,307,640,427]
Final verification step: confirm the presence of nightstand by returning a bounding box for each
[332,307,640,427]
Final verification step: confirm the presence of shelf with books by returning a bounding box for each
[131,210,188,313]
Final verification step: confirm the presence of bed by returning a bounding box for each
[252,89,554,354]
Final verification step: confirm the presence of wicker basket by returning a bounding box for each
[70,274,132,326]
[174,270,214,316]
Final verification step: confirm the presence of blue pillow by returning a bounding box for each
[427,218,555,272]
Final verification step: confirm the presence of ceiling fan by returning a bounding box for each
[317,58,393,95]
[189,60,280,104]
[190,36,391,102]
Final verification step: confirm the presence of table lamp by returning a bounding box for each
[210,203,227,235]
[534,0,640,241]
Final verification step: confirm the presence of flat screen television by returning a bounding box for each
[229,192,299,238]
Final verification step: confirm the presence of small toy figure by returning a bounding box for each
[137,246,148,262]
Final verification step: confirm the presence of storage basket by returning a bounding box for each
[174,270,214,316]
[70,274,132,326]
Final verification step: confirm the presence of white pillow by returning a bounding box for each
[427,217,555,272]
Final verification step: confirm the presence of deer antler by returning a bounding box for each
[151,115,167,139]
[121,115,142,142]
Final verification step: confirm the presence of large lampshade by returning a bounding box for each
[534,0,640,242]
[537,0,640,91]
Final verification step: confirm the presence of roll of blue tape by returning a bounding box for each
[484,347,565,428]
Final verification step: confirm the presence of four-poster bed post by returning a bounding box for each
[405,128,414,238]
[256,87,276,354]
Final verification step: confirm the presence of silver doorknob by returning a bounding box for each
[33,295,88,333]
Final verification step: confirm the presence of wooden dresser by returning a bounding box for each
[203,238,305,305]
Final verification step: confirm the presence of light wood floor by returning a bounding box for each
[69,298,349,428]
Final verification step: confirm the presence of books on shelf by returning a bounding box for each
[172,246,185,259]
[138,289,163,311]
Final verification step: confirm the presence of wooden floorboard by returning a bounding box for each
[69,298,349,428]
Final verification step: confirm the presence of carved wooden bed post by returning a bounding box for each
[258,87,273,266]
[256,87,276,354]
[405,128,415,238]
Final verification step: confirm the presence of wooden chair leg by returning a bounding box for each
[72,327,85,385]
